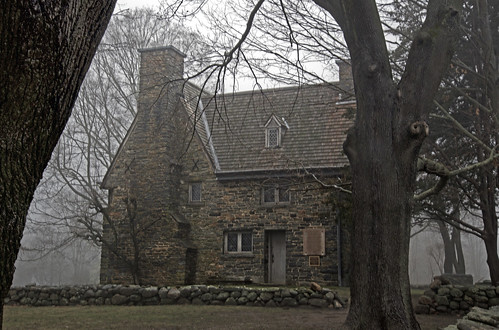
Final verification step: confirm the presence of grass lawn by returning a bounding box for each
[3,288,459,329]
[4,304,459,330]
[4,305,349,329]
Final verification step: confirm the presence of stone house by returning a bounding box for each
[100,46,355,286]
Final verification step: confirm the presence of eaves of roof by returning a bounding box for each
[214,165,349,181]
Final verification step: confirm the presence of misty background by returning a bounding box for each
[12,0,495,287]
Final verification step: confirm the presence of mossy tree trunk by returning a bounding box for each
[0,1,116,328]
[312,0,461,328]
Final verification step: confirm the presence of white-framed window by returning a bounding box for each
[224,231,253,254]
[189,182,202,202]
[262,185,290,205]
[265,115,287,149]
[266,127,280,148]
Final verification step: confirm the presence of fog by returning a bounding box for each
[409,230,490,285]
[12,223,491,287]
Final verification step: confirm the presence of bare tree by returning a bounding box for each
[25,8,212,284]
[14,220,99,285]
[411,0,499,283]
[0,0,116,326]
[185,0,462,327]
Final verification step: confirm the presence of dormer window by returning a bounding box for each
[267,127,280,148]
[265,115,288,148]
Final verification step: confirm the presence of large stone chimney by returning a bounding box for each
[136,46,191,219]
[336,59,354,93]
[138,46,186,113]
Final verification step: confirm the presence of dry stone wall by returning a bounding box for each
[442,306,499,329]
[415,283,499,314]
[5,285,347,309]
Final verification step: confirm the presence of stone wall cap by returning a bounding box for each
[138,45,186,58]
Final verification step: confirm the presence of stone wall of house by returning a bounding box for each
[101,89,346,287]
[5,285,347,309]
[100,46,195,285]
[100,45,349,287]
[101,125,346,286]
[415,283,499,314]
[181,176,343,286]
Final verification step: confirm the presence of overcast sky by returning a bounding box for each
[116,0,161,10]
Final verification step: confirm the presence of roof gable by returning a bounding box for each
[103,82,353,189]
[201,83,353,174]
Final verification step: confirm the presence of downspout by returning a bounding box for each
[337,214,343,287]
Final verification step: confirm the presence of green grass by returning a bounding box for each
[4,304,346,330]
[4,288,458,330]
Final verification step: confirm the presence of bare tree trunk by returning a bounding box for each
[312,0,461,328]
[437,221,456,274]
[452,227,466,274]
[484,235,499,284]
[477,0,499,285]
[0,1,116,328]
[481,171,499,284]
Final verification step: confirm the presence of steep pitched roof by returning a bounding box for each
[199,83,353,176]
[181,81,220,171]
[102,80,353,189]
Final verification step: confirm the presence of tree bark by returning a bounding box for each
[476,0,499,285]
[452,227,466,274]
[437,221,456,274]
[313,0,461,328]
[0,1,116,328]
[481,169,499,284]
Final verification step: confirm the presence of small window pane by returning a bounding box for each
[263,187,275,203]
[267,128,279,148]
[227,233,238,252]
[190,183,201,202]
[279,188,290,202]
[241,233,252,252]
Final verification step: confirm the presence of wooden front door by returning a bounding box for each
[267,230,286,284]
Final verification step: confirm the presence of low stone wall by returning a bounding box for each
[415,282,499,314]
[442,306,499,329]
[4,284,347,309]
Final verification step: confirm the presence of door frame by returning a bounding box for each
[265,230,286,284]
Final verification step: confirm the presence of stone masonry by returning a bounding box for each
[5,285,348,309]
[100,46,353,287]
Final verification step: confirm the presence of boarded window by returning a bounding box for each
[303,228,326,256]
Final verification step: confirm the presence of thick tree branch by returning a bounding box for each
[398,0,461,121]
[414,175,448,201]
[415,144,498,200]
[434,99,492,152]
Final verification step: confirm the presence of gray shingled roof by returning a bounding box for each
[194,83,353,175]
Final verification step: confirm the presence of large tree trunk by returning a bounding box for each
[437,221,456,274]
[0,1,116,327]
[313,0,461,328]
[481,170,499,284]
[437,203,466,274]
[476,0,499,285]
[452,227,466,274]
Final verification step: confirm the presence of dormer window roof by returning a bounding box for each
[265,115,287,148]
